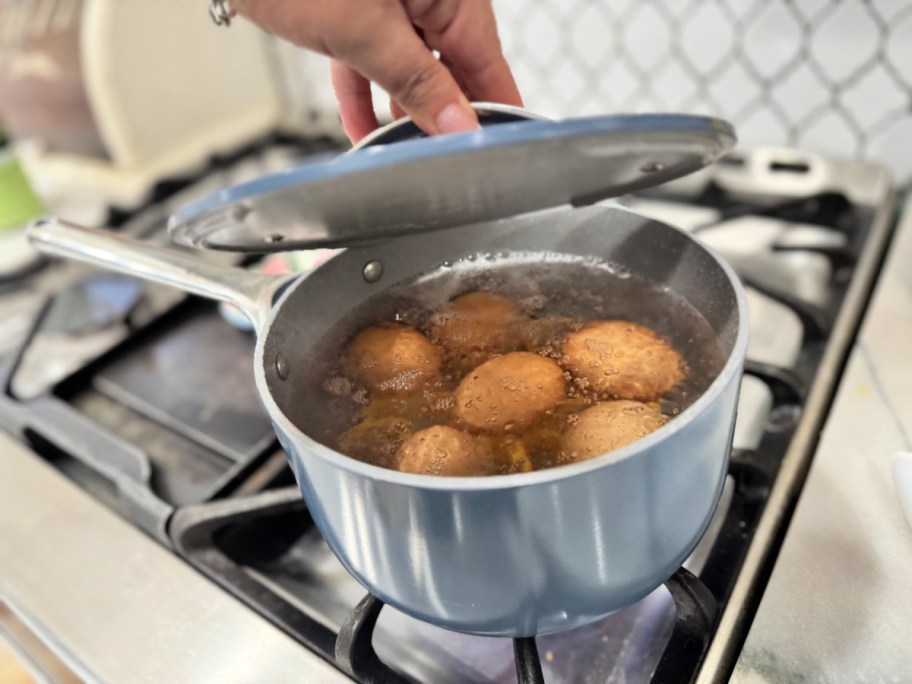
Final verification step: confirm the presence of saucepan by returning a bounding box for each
[27,112,748,637]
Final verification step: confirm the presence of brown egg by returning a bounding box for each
[345,323,442,393]
[397,425,496,476]
[336,416,414,469]
[454,351,566,432]
[561,400,668,462]
[561,321,685,401]
[431,292,526,370]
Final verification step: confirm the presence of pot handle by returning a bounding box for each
[27,217,286,335]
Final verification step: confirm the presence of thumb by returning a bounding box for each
[344,23,479,136]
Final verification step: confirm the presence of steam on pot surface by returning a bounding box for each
[299,253,726,477]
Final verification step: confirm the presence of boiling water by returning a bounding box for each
[301,253,726,475]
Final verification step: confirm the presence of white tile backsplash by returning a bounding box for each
[494,0,912,181]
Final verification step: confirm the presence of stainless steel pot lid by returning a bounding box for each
[168,112,736,253]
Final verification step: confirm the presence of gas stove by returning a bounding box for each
[0,140,898,683]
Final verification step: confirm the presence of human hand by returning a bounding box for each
[232,0,522,143]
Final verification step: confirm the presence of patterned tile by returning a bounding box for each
[769,63,831,125]
[708,60,763,120]
[885,11,912,88]
[519,4,564,69]
[652,60,701,111]
[603,60,643,111]
[841,65,908,131]
[489,0,912,179]
[870,0,912,22]
[742,3,802,79]
[736,106,789,146]
[568,4,614,71]
[868,116,912,181]
[622,4,672,73]
[797,110,859,157]
[790,0,836,23]
[809,2,880,82]
[549,61,590,109]
[680,2,734,73]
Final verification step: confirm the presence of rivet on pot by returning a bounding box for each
[363,260,383,283]
[265,233,285,244]
[276,352,289,380]
[641,162,666,173]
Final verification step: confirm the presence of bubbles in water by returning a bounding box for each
[303,252,726,476]
[322,376,353,396]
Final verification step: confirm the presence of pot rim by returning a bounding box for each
[253,205,750,491]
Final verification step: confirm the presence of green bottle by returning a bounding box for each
[0,143,46,231]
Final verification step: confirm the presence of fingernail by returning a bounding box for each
[435,102,480,135]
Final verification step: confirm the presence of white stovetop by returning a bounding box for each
[732,194,912,682]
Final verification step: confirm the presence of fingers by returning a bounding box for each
[233,0,504,140]
[389,99,407,120]
[411,0,523,107]
[331,61,379,143]
[231,0,316,48]
[337,12,479,136]
[440,54,472,98]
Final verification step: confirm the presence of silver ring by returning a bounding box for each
[209,0,235,27]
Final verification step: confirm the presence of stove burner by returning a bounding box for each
[324,568,717,684]
[171,479,726,684]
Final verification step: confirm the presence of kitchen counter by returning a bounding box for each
[0,430,350,684]
[732,194,912,682]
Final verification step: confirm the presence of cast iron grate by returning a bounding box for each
[328,568,717,684]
